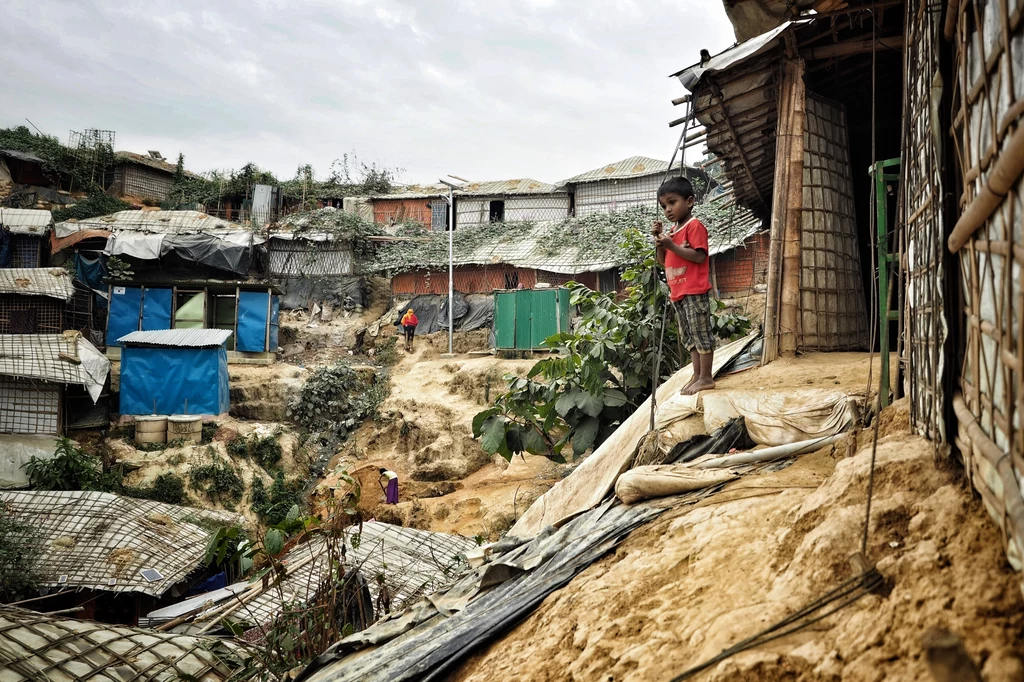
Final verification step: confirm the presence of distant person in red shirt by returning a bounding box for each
[653,177,715,395]
[400,308,418,352]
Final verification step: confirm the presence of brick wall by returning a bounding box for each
[712,231,770,295]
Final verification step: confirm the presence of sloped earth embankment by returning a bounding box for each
[451,431,1024,682]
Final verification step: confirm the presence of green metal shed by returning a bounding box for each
[493,287,571,350]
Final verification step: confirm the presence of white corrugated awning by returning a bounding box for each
[117,329,233,348]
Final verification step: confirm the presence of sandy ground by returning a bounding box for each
[451,406,1024,681]
[312,344,561,540]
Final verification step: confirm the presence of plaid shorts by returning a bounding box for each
[672,293,715,354]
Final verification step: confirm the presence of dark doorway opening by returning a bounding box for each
[489,200,505,223]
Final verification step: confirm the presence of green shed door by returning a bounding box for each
[493,292,517,350]
[557,287,570,336]
[514,289,533,350]
[530,288,559,348]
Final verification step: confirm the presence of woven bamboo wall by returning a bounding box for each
[949,0,1024,577]
[903,0,949,443]
[0,378,61,435]
[268,239,354,277]
[455,195,570,229]
[0,295,65,334]
[798,94,871,351]
[574,175,662,217]
[112,164,173,201]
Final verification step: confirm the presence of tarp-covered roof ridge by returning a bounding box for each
[0,333,109,402]
[0,207,53,234]
[0,268,75,302]
[0,489,242,597]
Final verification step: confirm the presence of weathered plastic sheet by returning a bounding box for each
[509,332,758,538]
[296,499,663,682]
[120,346,228,415]
[141,288,173,331]
[106,285,142,347]
[702,388,863,446]
[237,291,270,352]
[615,465,738,504]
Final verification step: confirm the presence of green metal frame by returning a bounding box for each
[869,158,901,408]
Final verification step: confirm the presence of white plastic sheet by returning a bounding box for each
[702,388,862,446]
[615,465,738,504]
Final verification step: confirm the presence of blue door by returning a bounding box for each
[237,290,270,352]
[141,288,173,331]
[107,286,143,346]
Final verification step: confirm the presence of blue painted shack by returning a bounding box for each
[117,329,231,416]
[105,281,279,359]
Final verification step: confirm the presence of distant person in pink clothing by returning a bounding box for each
[378,467,399,504]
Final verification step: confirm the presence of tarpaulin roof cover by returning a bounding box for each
[296,499,664,682]
[0,267,75,301]
[0,334,109,403]
[119,344,229,416]
[0,489,241,596]
[0,208,52,235]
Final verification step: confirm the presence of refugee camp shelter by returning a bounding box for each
[560,157,705,217]
[370,184,449,231]
[108,151,179,201]
[0,489,241,624]
[0,151,79,212]
[0,605,252,682]
[118,329,231,416]
[386,220,629,296]
[0,268,78,334]
[453,179,570,229]
[104,281,278,357]
[268,207,357,278]
[0,208,52,267]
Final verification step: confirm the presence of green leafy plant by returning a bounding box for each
[189,455,245,507]
[124,473,187,505]
[288,363,389,441]
[24,437,102,490]
[473,227,750,463]
[251,472,305,526]
[227,433,283,469]
[0,501,42,602]
[201,422,219,443]
[106,256,134,281]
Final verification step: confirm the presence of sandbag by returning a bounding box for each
[653,392,700,430]
[702,389,863,446]
[615,465,738,504]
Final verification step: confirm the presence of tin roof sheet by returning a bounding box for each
[0,490,242,597]
[0,268,75,301]
[117,328,233,348]
[455,178,562,196]
[0,208,53,235]
[563,156,672,184]
[54,210,260,238]
[0,149,45,164]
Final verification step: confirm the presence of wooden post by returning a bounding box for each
[763,58,807,361]
[779,58,806,355]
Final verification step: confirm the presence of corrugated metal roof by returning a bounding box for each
[118,328,233,348]
[455,178,562,196]
[562,156,672,184]
[0,334,109,394]
[0,268,75,301]
[0,208,53,235]
[0,490,242,597]
[370,183,449,200]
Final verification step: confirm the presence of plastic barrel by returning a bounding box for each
[167,415,203,444]
[135,416,168,445]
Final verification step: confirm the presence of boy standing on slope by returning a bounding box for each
[652,177,716,395]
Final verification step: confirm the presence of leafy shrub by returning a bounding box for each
[252,472,305,526]
[227,434,283,470]
[189,454,245,507]
[52,193,132,222]
[24,437,103,491]
[375,335,399,367]
[125,474,188,505]
[0,502,42,602]
[288,363,389,440]
[201,422,219,443]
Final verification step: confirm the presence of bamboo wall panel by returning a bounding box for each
[950,0,1024,579]
[903,0,948,443]
[455,195,570,229]
[575,175,663,217]
[799,94,870,350]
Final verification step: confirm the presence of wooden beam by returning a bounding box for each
[707,77,770,213]
[801,35,904,61]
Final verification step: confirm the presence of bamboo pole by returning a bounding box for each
[779,58,807,355]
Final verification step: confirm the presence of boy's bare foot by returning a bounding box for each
[680,375,697,394]
[682,378,715,395]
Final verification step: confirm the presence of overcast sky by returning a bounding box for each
[1,0,736,185]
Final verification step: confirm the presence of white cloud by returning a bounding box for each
[0,0,736,183]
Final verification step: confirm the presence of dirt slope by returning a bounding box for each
[451,426,1024,681]
[314,343,561,540]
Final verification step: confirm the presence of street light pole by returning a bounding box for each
[439,177,464,356]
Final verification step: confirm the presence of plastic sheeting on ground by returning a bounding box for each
[459,295,494,331]
[296,499,663,682]
[665,417,756,464]
[653,392,700,430]
[702,388,864,446]
[438,294,469,330]
[119,346,229,415]
[615,465,738,504]
[509,332,758,539]
[276,276,367,310]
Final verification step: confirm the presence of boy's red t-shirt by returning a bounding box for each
[664,217,711,301]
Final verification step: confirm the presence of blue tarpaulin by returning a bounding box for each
[141,288,173,331]
[107,286,142,347]
[237,290,269,352]
[74,254,107,290]
[119,345,230,415]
